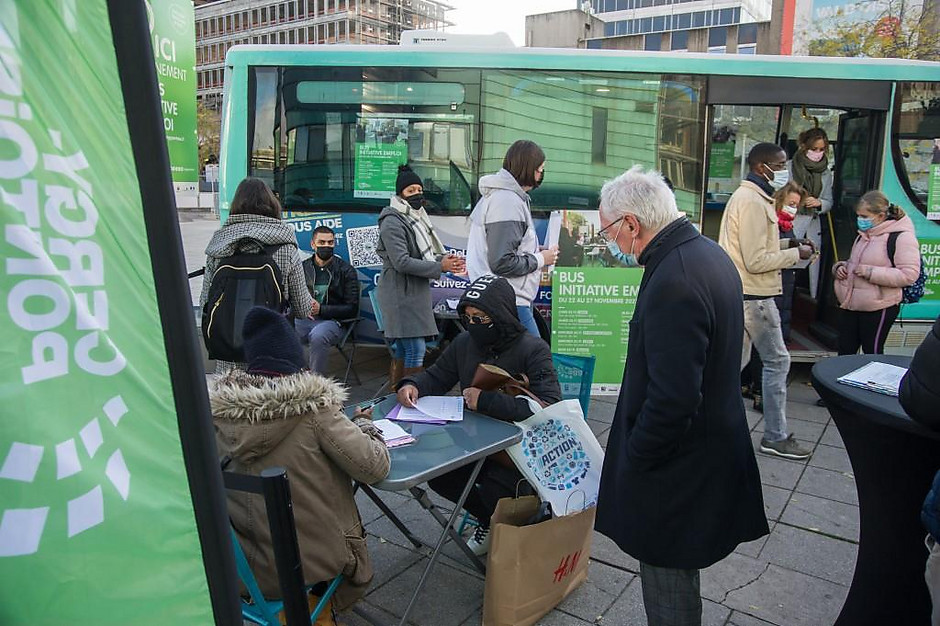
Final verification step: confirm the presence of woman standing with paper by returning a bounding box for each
[466,140,558,337]
[833,191,920,355]
[376,165,465,386]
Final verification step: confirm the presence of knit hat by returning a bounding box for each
[395,165,422,196]
[242,306,306,376]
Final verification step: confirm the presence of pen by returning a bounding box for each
[358,396,387,410]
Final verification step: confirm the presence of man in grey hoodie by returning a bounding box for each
[466,140,558,337]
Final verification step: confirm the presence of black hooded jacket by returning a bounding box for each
[400,276,561,421]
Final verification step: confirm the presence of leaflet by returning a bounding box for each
[395,395,464,423]
[372,419,416,448]
[836,361,908,397]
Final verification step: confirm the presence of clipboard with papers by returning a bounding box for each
[836,361,908,397]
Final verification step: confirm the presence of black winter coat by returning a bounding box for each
[301,254,360,322]
[900,315,940,429]
[596,218,769,569]
[403,333,561,422]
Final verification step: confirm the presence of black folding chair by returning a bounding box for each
[334,317,362,385]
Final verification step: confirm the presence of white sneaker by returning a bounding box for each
[467,525,491,556]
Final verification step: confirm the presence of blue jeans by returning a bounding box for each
[742,299,790,442]
[516,305,540,338]
[392,337,426,368]
[295,318,344,374]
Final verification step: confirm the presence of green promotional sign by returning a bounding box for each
[0,2,213,623]
[551,268,643,394]
[148,0,198,192]
[353,118,409,198]
[920,238,940,302]
[708,141,735,178]
[927,162,940,221]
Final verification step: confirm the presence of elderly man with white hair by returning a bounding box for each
[595,166,768,626]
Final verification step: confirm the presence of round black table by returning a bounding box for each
[812,354,940,626]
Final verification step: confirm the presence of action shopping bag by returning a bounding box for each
[483,495,595,626]
[506,399,605,514]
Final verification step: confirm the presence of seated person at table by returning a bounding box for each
[211,306,389,622]
[296,226,361,375]
[397,275,562,555]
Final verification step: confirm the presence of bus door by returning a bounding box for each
[809,109,885,346]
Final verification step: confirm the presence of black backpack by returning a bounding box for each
[201,239,287,362]
[887,231,927,304]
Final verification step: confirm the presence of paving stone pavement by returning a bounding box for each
[180,214,858,626]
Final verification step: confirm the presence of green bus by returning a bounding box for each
[218,43,940,358]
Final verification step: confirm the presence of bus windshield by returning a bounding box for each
[248,66,706,221]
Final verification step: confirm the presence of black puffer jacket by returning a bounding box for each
[401,276,561,421]
[899,315,940,429]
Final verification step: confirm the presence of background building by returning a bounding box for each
[526,0,782,54]
[194,0,453,108]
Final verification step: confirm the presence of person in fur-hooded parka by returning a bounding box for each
[211,307,390,610]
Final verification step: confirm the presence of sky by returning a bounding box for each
[445,0,581,46]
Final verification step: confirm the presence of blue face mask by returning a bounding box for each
[607,237,640,267]
[857,216,875,231]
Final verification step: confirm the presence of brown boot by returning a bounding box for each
[388,359,404,388]
[401,366,424,382]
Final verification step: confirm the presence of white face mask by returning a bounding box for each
[763,164,790,191]
[782,205,798,217]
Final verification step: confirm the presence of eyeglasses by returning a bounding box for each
[460,313,493,326]
[597,216,624,242]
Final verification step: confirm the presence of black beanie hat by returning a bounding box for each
[395,165,422,197]
[242,306,306,376]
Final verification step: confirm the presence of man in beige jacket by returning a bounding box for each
[719,142,814,460]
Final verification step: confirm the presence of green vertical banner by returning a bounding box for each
[551,268,643,394]
[0,2,215,623]
[148,0,198,193]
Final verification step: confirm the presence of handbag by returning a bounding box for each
[470,364,547,469]
[470,363,547,407]
[505,399,605,514]
[483,495,595,626]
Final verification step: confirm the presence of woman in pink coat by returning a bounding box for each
[833,190,920,355]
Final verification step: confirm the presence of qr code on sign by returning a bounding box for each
[346,226,382,268]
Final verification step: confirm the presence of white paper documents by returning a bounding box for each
[372,419,416,448]
[836,361,908,397]
[396,396,464,423]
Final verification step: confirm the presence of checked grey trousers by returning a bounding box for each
[639,562,702,626]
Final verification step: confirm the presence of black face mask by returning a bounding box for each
[315,246,334,262]
[467,323,500,347]
[405,193,424,210]
[532,170,544,189]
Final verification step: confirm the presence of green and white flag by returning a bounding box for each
[0,2,217,623]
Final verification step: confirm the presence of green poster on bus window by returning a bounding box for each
[927,161,940,221]
[708,141,735,178]
[353,118,409,198]
[919,237,940,302]
[0,2,213,624]
[148,0,198,193]
[551,268,643,395]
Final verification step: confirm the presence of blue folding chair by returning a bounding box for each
[551,353,596,417]
[223,466,343,626]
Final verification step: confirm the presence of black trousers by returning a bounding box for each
[427,458,532,528]
[837,305,900,355]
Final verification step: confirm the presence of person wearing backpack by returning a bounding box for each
[832,190,920,355]
[199,178,313,373]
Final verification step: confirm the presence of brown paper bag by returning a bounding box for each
[483,496,596,626]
